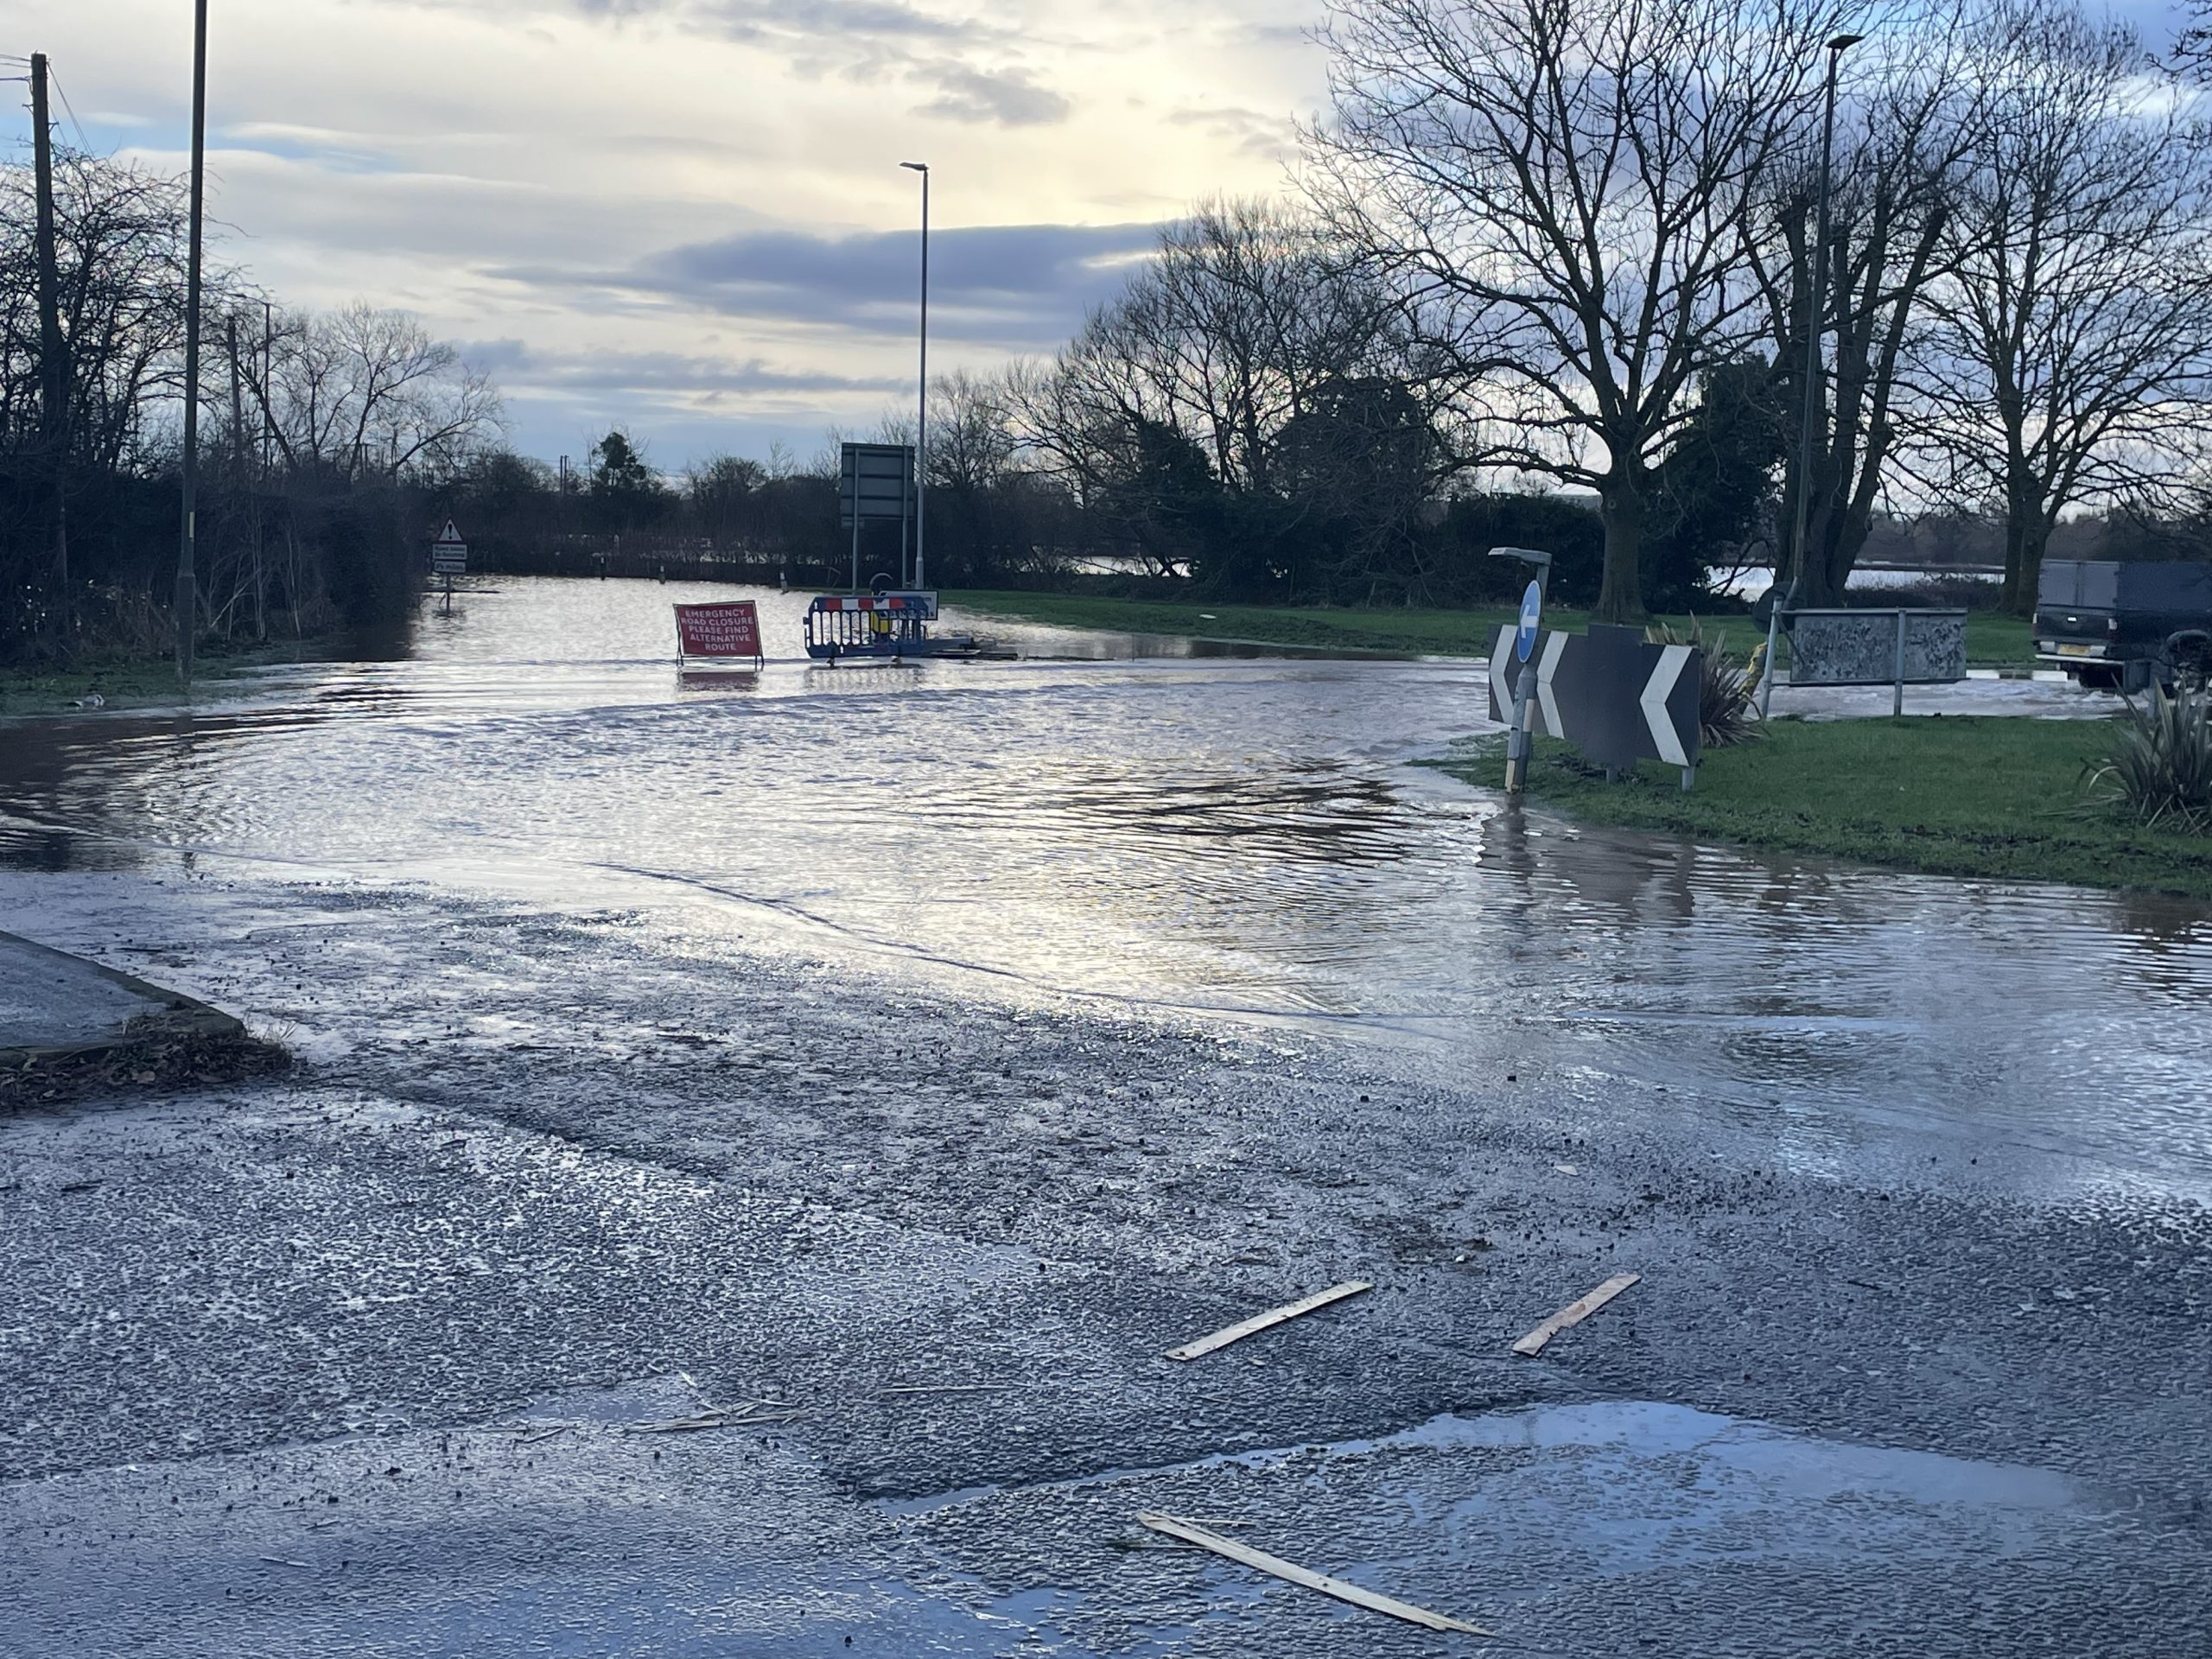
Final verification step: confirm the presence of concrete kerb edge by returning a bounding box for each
[0,928,245,1068]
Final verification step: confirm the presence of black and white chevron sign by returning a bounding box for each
[1487,623,1703,775]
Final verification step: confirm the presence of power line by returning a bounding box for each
[45,67,93,151]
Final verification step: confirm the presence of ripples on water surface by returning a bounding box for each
[3,578,2207,1183]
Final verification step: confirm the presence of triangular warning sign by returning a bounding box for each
[435,519,463,544]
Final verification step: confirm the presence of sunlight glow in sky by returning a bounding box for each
[13,0,1324,467]
[10,0,2190,471]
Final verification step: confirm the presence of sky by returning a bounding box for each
[9,0,2194,474]
[11,0,1325,470]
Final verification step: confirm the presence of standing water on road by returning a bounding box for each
[2,576,2208,1188]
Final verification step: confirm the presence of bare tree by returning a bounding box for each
[0,149,207,472]
[245,301,502,485]
[1014,198,1451,586]
[1910,0,2212,613]
[685,454,768,553]
[1748,10,1986,604]
[923,367,1018,498]
[1308,0,1863,620]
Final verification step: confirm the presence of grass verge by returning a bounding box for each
[0,1016,293,1110]
[1433,716,2212,900]
[0,639,336,717]
[950,590,2035,666]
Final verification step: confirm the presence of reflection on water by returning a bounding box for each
[2,577,2208,1180]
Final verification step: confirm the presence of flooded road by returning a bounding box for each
[1,576,2206,1189]
[3,578,2209,1658]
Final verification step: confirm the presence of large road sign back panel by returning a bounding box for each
[839,442,913,528]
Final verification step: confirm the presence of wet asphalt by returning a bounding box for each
[3,872,2209,1657]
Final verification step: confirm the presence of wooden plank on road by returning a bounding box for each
[1165,1280,1372,1362]
[1138,1512,1492,1636]
[1511,1272,1640,1357]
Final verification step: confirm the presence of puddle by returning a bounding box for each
[877,1401,2192,1655]
[886,1399,2101,1534]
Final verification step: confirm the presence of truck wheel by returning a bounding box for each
[2163,632,2212,695]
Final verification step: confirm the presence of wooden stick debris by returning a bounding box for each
[1137,1513,1491,1637]
[1510,1273,1640,1357]
[619,1405,799,1433]
[1166,1281,1373,1362]
[881,1382,1022,1395]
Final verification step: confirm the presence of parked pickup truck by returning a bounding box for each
[2034,559,2212,692]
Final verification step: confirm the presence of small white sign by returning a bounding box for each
[430,518,468,577]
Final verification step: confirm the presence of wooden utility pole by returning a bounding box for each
[175,0,208,684]
[29,53,70,646]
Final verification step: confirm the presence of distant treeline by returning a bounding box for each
[1,148,499,663]
[428,429,1643,610]
[433,427,2208,611]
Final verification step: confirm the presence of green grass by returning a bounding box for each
[1962,610,2035,666]
[1435,717,2212,899]
[949,590,2037,665]
[946,590,1533,655]
[0,640,327,717]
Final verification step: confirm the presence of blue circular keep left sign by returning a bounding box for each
[1516,579,1542,662]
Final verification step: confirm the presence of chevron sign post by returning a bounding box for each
[1487,623,1704,787]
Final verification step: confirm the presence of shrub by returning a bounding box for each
[1647,617,1762,747]
[2084,689,2212,833]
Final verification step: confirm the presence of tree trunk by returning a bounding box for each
[1813,505,1871,608]
[1799,491,1872,609]
[2000,466,2048,616]
[2009,512,2054,619]
[1595,478,1647,623]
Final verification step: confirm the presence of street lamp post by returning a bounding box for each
[1760,30,1863,719]
[176,0,209,684]
[899,161,929,591]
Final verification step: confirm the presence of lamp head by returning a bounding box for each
[1827,32,1864,50]
[1487,544,1553,569]
[899,161,928,173]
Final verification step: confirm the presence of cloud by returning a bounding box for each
[916,66,1071,127]
[463,338,908,401]
[1164,103,1294,158]
[651,220,1158,343]
[408,0,1064,118]
[499,219,1160,349]
[413,0,1003,67]
[691,0,987,45]
[466,338,919,461]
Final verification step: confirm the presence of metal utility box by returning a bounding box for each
[1786,608,1967,687]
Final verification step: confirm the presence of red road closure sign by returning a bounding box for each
[674,601,764,665]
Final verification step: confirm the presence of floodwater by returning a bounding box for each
[3,576,2208,1188]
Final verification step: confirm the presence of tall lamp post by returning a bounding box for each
[176,0,209,684]
[899,160,929,591]
[1760,30,1863,718]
